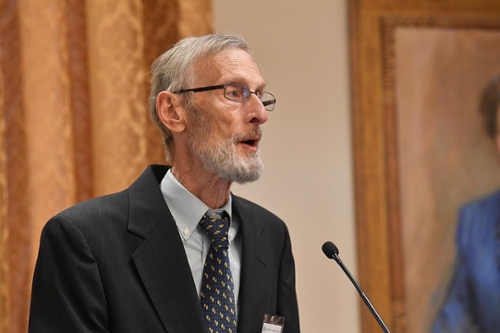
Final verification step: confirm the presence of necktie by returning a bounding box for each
[199,210,237,333]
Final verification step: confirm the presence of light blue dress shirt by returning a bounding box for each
[160,169,242,310]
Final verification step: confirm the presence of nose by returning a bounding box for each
[248,93,269,125]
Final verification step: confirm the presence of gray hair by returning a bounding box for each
[148,33,253,162]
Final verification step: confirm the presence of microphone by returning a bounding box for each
[322,241,391,333]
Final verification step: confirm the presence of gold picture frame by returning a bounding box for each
[350,1,500,332]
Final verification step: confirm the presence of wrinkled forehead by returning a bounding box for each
[192,48,264,86]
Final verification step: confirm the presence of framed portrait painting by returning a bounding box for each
[350,1,500,332]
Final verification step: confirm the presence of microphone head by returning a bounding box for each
[322,241,339,259]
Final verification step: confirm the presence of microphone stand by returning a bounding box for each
[330,251,391,333]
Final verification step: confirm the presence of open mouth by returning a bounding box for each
[241,139,259,147]
[236,129,262,149]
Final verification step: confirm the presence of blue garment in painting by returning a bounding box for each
[433,190,500,333]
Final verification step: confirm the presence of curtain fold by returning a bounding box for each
[0,1,212,332]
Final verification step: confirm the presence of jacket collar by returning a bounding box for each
[128,165,206,333]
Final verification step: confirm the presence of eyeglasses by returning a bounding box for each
[173,82,276,111]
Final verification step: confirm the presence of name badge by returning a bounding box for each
[261,314,285,333]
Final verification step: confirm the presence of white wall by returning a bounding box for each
[213,1,359,332]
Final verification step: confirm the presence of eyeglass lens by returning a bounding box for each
[224,83,275,111]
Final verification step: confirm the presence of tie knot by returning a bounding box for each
[199,210,230,248]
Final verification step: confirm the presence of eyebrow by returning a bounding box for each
[219,75,267,90]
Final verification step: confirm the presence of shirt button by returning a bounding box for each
[183,228,190,235]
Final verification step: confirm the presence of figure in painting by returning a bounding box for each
[433,76,500,333]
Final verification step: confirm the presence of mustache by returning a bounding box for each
[233,128,262,143]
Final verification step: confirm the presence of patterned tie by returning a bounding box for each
[199,210,237,333]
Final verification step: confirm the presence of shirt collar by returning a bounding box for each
[160,169,232,240]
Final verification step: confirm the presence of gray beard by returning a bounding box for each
[192,136,264,184]
[186,104,264,184]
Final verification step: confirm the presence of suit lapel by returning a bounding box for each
[127,166,206,333]
[234,196,273,333]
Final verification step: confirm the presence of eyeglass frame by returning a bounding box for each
[172,82,276,111]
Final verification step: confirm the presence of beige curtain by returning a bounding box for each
[0,1,212,332]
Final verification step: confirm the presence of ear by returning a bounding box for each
[156,91,187,133]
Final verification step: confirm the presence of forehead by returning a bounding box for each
[194,48,265,86]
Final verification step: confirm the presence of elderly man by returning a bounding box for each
[29,34,300,333]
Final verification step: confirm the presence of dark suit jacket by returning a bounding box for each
[29,165,300,333]
[432,190,500,333]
